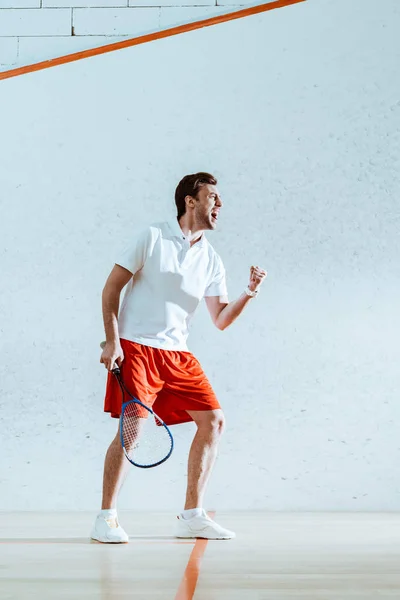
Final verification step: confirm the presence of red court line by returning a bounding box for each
[174,511,216,600]
[0,0,306,82]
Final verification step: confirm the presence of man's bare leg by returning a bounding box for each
[101,427,130,509]
[91,425,130,542]
[101,417,145,509]
[92,418,147,542]
[184,409,225,510]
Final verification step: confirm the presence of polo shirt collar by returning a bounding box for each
[168,219,206,247]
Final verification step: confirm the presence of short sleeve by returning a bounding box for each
[115,227,154,275]
[204,254,228,298]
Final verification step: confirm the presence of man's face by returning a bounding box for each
[190,184,223,231]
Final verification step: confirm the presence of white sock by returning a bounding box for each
[99,508,117,519]
[181,508,202,520]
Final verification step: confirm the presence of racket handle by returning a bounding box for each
[100,341,121,374]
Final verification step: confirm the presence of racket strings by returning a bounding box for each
[121,401,173,467]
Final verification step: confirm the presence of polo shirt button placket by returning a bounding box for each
[179,237,191,267]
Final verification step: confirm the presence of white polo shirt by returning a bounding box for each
[116,219,228,351]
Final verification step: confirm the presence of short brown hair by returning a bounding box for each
[175,172,217,220]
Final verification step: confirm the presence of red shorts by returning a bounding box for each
[104,339,221,426]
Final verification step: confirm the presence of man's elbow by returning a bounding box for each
[214,303,229,331]
[215,318,228,331]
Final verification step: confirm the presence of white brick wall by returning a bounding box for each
[72,7,159,35]
[0,8,72,36]
[0,0,40,7]
[217,0,270,4]
[0,0,253,71]
[0,37,18,64]
[129,0,215,5]
[44,0,128,6]
[159,6,227,29]
[1,0,400,512]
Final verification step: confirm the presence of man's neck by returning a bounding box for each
[178,218,204,246]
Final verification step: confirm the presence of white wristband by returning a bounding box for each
[244,286,259,298]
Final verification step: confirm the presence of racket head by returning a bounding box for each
[119,398,174,469]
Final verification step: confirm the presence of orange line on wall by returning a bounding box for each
[174,511,216,600]
[0,0,306,81]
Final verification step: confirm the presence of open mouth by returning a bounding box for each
[211,210,219,222]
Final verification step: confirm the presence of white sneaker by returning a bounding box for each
[91,514,129,543]
[175,510,235,540]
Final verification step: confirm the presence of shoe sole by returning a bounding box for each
[90,537,129,544]
[175,534,235,540]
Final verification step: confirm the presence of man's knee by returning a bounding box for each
[196,410,225,437]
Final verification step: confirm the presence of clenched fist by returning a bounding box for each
[248,265,267,293]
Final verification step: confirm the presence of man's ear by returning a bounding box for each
[185,195,196,210]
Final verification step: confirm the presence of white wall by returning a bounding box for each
[0,0,250,71]
[0,0,399,511]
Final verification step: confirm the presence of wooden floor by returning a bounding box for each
[1,512,400,599]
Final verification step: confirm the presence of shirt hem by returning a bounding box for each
[119,334,190,353]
